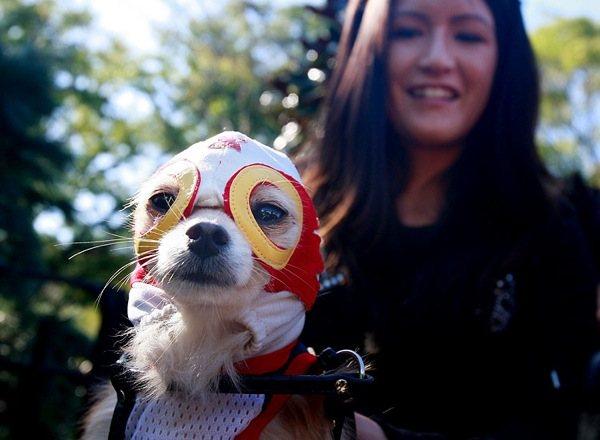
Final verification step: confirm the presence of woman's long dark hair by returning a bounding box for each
[305,0,551,269]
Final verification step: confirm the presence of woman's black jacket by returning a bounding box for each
[303,180,600,439]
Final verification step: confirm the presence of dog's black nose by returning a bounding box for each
[186,222,229,258]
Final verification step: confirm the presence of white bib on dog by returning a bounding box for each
[128,282,306,359]
[125,393,265,440]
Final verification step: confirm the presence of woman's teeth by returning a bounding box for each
[409,87,457,99]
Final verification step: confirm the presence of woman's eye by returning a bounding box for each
[252,203,287,226]
[149,192,176,213]
[391,27,422,40]
[456,32,485,43]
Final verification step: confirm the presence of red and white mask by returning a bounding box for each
[132,131,323,311]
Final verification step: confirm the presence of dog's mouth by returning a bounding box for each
[168,253,237,287]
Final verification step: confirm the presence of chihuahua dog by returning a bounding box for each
[83,132,331,439]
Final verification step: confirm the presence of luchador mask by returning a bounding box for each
[133,132,323,310]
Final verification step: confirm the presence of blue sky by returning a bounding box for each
[523,0,600,30]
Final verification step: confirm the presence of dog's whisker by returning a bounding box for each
[105,231,135,240]
[279,266,317,292]
[248,265,291,290]
[115,273,138,293]
[140,224,173,235]
[97,259,141,304]
[67,242,135,260]
[108,246,137,254]
[248,256,304,288]
[167,269,177,285]
[123,193,140,211]
[59,238,132,247]
[135,246,162,259]
[115,274,133,292]
[115,257,158,291]
[143,262,165,286]
[136,258,159,279]
[260,262,317,294]
[277,260,319,286]
[102,258,139,286]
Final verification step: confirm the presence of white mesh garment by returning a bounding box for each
[125,393,265,440]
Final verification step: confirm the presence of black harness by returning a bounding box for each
[108,346,373,440]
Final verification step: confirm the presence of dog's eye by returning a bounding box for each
[252,203,287,225]
[149,192,176,214]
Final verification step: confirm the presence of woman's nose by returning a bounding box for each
[418,30,455,74]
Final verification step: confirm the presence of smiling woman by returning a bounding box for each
[301,0,599,438]
[387,0,497,152]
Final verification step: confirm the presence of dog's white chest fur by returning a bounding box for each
[125,393,265,439]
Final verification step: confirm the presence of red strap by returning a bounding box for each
[131,263,148,285]
[235,350,318,440]
[234,340,297,376]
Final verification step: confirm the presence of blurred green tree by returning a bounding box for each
[142,0,332,151]
[0,1,84,437]
[531,18,600,186]
[0,0,334,437]
[0,0,142,437]
[0,9,71,296]
[261,1,343,155]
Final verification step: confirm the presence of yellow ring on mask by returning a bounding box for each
[228,165,303,270]
[134,164,198,257]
